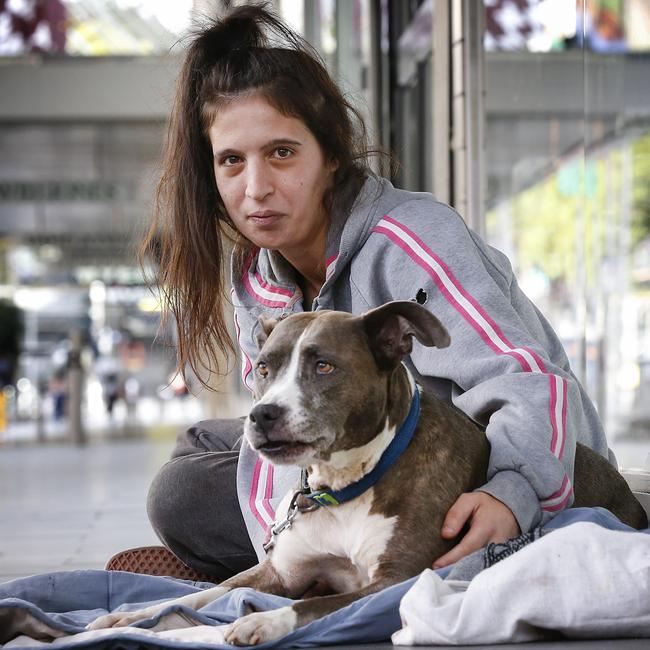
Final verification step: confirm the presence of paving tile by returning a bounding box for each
[0,437,175,583]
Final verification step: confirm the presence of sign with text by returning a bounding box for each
[0,181,135,202]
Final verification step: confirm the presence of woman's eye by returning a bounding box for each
[274,147,293,159]
[221,155,241,166]
[316,361,334,375]
[257,363,269,379]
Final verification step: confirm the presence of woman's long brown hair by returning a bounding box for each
[141,3,370,387]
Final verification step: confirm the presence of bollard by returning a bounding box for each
[68,330,86,445]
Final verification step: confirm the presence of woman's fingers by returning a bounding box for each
[433,492,520,569]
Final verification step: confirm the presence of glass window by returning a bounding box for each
[483,0,650,468]
[0,0,193,57]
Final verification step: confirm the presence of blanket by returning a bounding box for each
[0,508,648,648]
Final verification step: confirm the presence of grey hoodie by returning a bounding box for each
[231,175,612,560]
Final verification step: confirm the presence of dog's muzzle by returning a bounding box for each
[246,402,312,460]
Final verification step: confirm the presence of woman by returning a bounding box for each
[144,5,613,582]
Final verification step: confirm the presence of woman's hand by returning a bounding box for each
[432,492,520,569]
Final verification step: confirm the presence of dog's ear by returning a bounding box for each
[361,300,450,370]
[256,315,280,349]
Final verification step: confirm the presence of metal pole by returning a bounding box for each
[462,0,485,237]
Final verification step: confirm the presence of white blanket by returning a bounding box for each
[393,522,650,645]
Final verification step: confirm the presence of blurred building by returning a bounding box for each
[1,0,650,461]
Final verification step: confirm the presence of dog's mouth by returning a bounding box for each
[255,439,311,460]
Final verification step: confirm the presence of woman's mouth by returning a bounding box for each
[248,211,284,225]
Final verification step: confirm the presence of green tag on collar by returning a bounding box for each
[311,491,340,506]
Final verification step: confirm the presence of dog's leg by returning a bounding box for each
[223,577,395,646]
[86,583,232,631]
[87,560,288,631]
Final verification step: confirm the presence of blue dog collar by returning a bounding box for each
[303,384,421,507]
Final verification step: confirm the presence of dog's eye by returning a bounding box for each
[257,362,269,379]
[316,361,334,375]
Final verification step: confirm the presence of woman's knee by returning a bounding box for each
[146,451,240,541]
[146,451,256,577]
[147,457,189,539]
[171,418,245,458]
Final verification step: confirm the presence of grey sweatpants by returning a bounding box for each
[146,418,258,581]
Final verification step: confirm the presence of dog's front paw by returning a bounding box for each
[87,609,151,630]
[87,602,174,631]
[224,607,297,646]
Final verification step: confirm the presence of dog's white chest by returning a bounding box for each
[270,489,397,592]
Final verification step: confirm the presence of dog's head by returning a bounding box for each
[244,300,449,466]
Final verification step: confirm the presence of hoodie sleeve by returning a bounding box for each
[363,203,593,532]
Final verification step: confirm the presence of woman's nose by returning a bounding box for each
[245,163,273,201]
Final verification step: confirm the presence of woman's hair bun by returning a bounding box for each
[192,3,307,63]
[206,4,266,51]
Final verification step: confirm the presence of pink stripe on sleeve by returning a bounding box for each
[374,224,534,371]
[542,495,573,512]
[382,216,549,373]
[261,462,276,521]
[233,311,253,393]
[559,378,568,459]
[248,458,270,530]
[544,474,569,500]
[374,215,573,514]
[542,486,574,512]
[541,474,573,512]
[549,374,559,456]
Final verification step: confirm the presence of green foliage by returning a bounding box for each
[632,132,650,247]
[487,130,650,286]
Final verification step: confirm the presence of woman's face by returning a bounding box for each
[209,94,337,264]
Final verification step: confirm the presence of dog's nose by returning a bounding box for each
[249,403,284,434]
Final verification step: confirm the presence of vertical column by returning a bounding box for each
[335,0,363,95]
[450,0,485,235]
[304,0,321,49]
[431,0,450,205]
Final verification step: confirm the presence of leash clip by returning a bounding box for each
[263,488,303,551]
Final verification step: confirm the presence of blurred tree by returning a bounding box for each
[489,131,650,288]
[632,132,650,247]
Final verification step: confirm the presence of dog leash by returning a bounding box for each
[263,385,421,551]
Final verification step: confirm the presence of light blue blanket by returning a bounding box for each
[0,508,643,649]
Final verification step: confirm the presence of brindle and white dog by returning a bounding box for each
[89,301,647,645]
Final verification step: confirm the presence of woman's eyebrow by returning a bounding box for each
[266,138,302,148]
[213,148,239,159]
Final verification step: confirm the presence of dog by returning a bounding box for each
[89,300,647,644]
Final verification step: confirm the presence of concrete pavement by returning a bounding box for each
[0,436,175,584]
